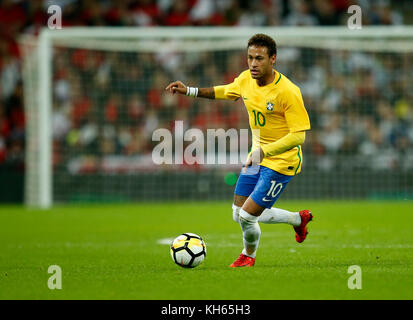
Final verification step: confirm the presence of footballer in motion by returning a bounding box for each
[165,34,313,267]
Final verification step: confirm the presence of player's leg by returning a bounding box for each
[239,168,291,258]
[239,196,265,256]
[260,207,313,242]
[231,166,288,267]
[231,165,260,223]
[259,207,301,226]
[229,196,264,267]
[253,170,313,243]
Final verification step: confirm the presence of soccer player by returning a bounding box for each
[165,34,312,267]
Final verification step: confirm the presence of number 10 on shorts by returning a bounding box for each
[267,180,283,199]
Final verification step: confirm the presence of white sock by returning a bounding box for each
[239,209,261,258]
[232,204,240,223]
[258,207,301,226]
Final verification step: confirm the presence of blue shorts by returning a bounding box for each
[234,165,293,209]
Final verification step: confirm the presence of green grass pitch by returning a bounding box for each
[1,201,412,300]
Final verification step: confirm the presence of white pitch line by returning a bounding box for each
[157,238,174,245]
[156,237,413,249]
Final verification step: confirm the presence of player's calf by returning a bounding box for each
[239,208,261,258]
[258,207,301,225]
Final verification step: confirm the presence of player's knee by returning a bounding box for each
[239,209,261,238]
[232,204,240,223]
[239,208,259,223]
[233,194,248,207]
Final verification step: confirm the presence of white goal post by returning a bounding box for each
[20,26,413,208]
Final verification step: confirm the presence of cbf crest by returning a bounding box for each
[266,101,274,112]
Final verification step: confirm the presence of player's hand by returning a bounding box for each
[243,148,264,173]
[165,81,187,95]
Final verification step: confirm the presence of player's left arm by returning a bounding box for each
[245,131,306,170]
[260,131,306,157]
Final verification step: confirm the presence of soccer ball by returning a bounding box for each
[170,233,206,268]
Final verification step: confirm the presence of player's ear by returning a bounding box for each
[270,54,276,65]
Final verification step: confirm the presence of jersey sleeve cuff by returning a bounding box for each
[213,86,227,100]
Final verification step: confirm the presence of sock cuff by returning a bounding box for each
[239,208,259,223]
[242,249,256,258]
[232,204,240,223]
[232,204,240,210]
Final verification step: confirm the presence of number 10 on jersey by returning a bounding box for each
[252,110,266,127]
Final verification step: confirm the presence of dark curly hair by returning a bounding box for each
[247,34,277,57]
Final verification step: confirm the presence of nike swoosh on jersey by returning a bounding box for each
[262,197,273,202]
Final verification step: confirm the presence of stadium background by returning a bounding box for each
[1,0,413,301]
[2,0,413,204]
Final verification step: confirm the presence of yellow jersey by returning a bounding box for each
[214,69,311,176]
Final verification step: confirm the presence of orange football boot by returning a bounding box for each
[229,253,256,267]
[294,210,313,243]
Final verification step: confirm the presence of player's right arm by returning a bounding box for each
[165,73,243,100]
[165,81,215,99]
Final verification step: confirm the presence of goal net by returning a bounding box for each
[20,27,413,208]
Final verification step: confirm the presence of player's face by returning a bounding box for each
[247,46,276,79]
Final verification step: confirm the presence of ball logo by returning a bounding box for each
[266,102,274,112]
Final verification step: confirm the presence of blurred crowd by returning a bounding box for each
[49,46,413,173]
[1,0,412,172]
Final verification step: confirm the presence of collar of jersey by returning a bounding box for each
[253,70,282,88]
[273,70,282,86]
